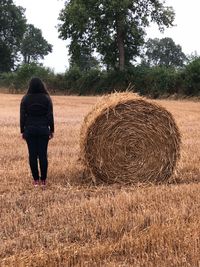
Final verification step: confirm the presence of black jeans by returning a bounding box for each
[26,135,49,181]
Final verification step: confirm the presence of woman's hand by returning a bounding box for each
[49,133,54,140]
[21,133,25,140]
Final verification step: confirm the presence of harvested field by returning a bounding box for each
[0,93,200,266]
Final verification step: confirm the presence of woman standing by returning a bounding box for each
[20,77,54,187]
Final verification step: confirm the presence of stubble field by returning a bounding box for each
[0,93,200,267]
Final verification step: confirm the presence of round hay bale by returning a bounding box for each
[80,92,181,184]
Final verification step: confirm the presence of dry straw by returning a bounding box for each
[80,92,181,184]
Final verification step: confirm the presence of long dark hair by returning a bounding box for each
[27,77,49,95]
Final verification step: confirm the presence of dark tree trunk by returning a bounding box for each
[27,55,30,64]
[24,54,30,64]
[23,55,27,64]
[116,17,125,71]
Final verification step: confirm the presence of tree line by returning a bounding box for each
[0,0,200,97]
[0,0,52,72]
[1,59,200,97]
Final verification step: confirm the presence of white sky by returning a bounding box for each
[14,0,200,73]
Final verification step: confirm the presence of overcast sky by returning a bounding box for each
[14,0,200,73]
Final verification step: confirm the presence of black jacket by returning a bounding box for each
[20,93,54,134]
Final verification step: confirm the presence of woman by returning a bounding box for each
[20,77,54,187]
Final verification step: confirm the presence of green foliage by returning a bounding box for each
[94,70,129,93]
[64,68,101,94]
[64,67,83,93]
[143,37,187,67]
[7,63,52,90]
[45,74,68,93]
[0,43,13,72]
[0,0,26,71]
[132,66,180,97]
[0,71,17,88]
[0,1,53,72]
[58,0,175,71]
[77,69,101,95]
[182,58,200,95]
[21,24,53,64]
[1,59,200,97]
[70,49,100,71]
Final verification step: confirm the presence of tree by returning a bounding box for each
[143,37,187,67]
[183,57,200,95]
[186,51,199,63]
[58,0,175,71]
[21,24,53,64]
[69,42,99,71]
[0,0,26,72]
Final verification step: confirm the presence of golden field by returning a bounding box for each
[0,93,200,267]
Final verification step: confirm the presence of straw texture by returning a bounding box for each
[80,92,181,184]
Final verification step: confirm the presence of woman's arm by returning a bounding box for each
[47,96,54,134]
[20,96,27,134]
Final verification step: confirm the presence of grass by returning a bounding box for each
[0,93,200,266]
